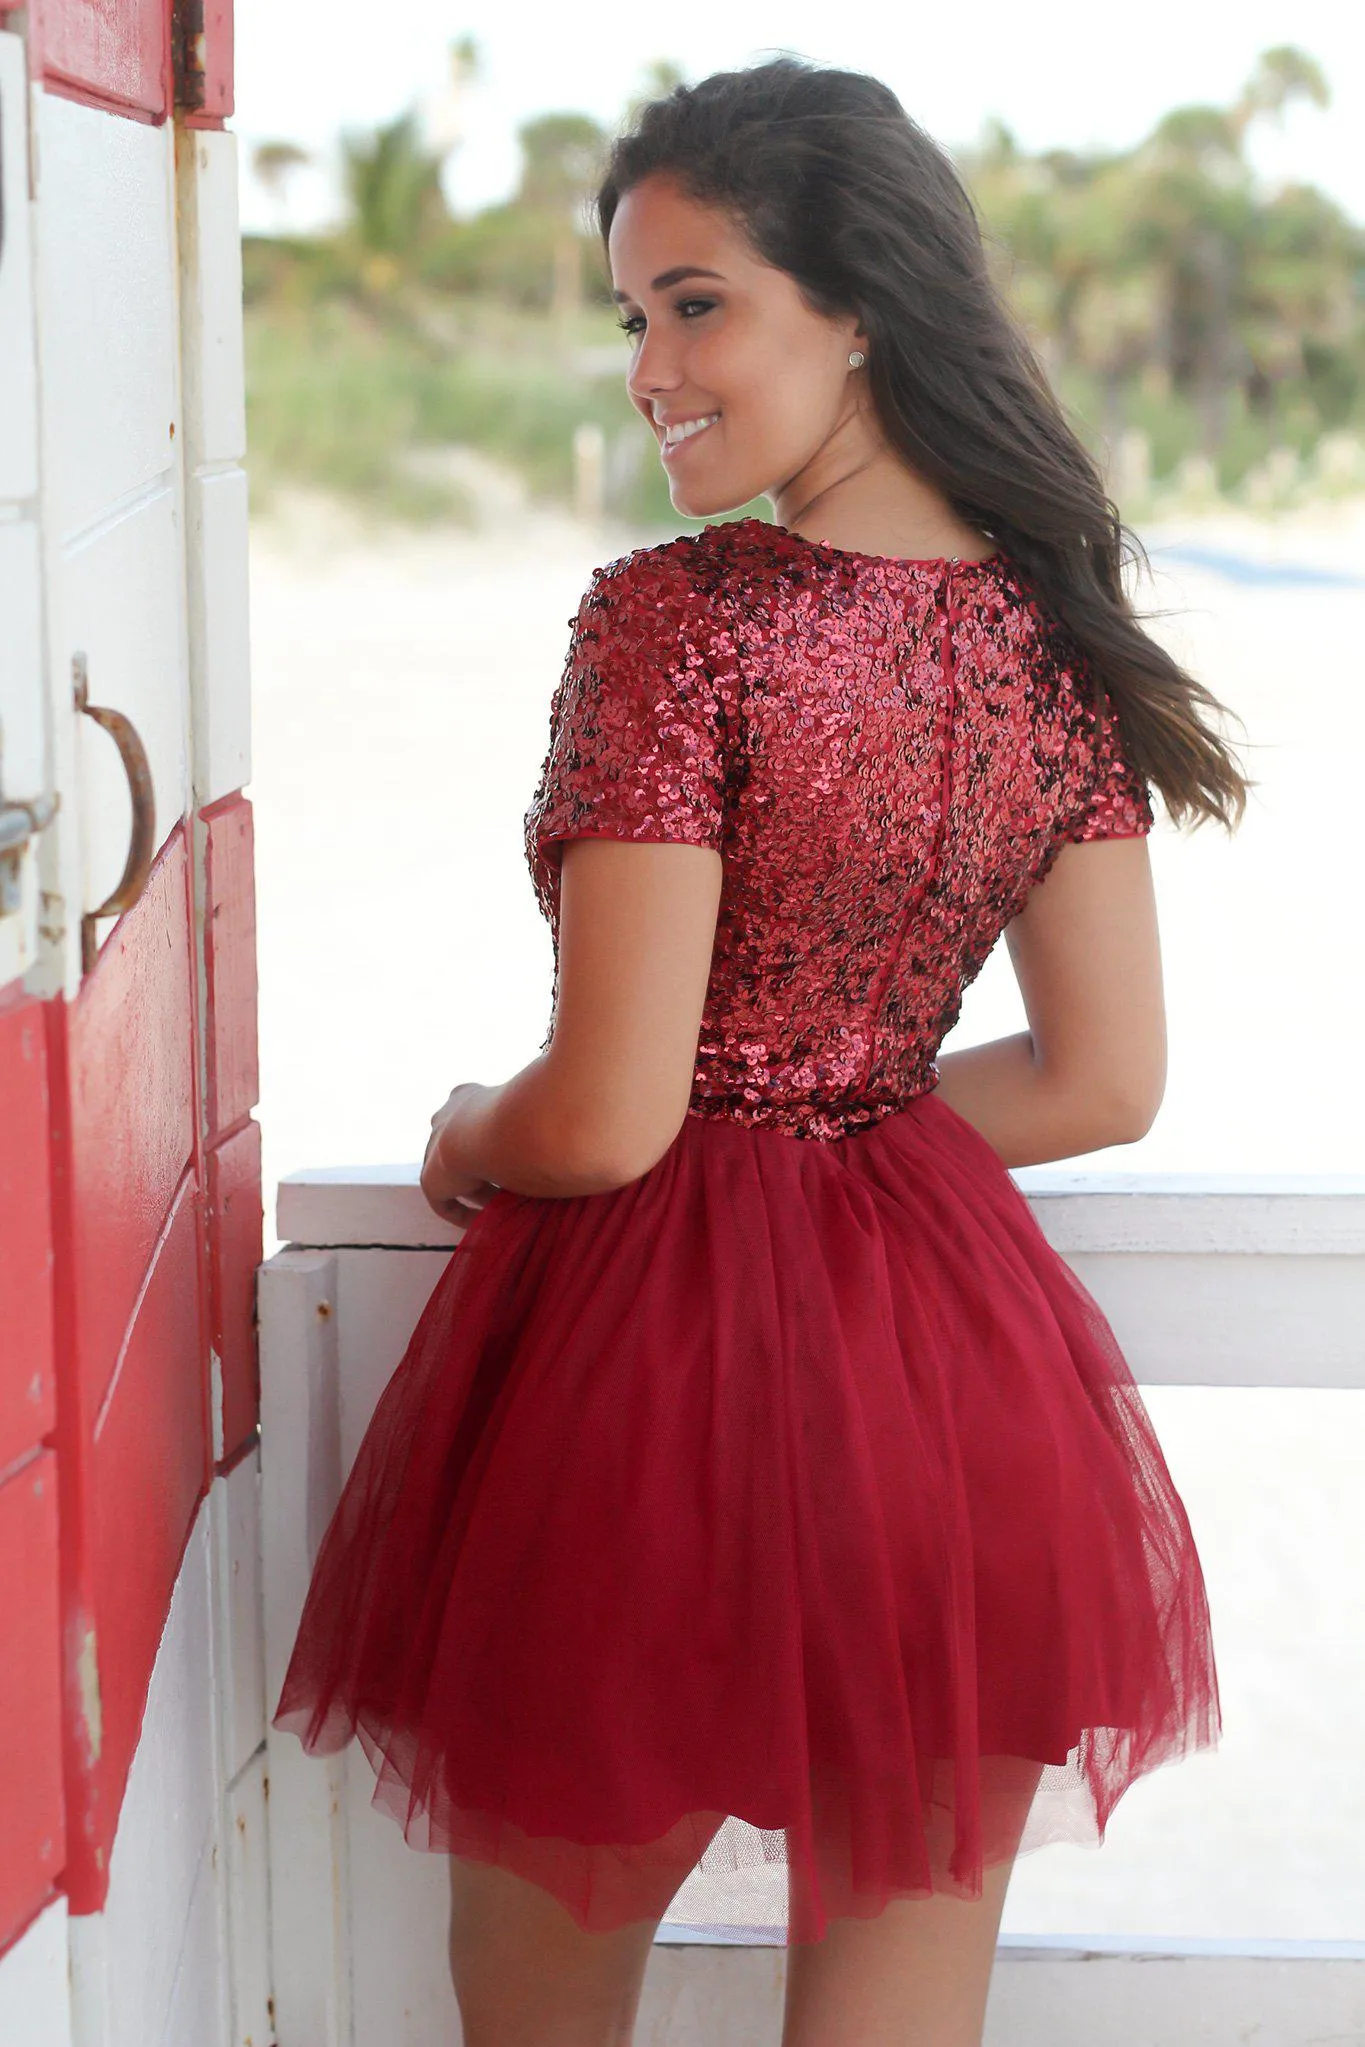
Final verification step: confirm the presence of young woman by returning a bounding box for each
[273,57,1243,2047]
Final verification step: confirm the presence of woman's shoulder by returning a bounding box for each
[576,517,796,625]
[574,523,1102,695]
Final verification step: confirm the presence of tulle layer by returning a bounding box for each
[270,1092,1221,1945]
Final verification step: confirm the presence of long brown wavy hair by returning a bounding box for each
[595,56,1249,831]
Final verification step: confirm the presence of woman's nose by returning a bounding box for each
[626,327,681,407]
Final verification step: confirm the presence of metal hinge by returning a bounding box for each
[0,790,60,913]
[173,0,208,113]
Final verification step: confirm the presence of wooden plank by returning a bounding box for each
[55,831,211,1909]
[0,1896,74,2045]
[0,35,39,501]
[210,1453,265,1790]
[175,129,247,466]
[624,1946,1365,2043]
[1016,1171,1365,1255]
[0,1454,65,1952]
[33,98,177,537]
[277,1167,472,1252]
[187,472,251,807]
[202,794,258,1138]
[207,1118,262,1456]
[0,528,47,993]
[65,1508,231,2047]
[56,491,191,920]
[224,1751,271,2047]
[82,1180,207,1883]
[0,1001,55,1469]
[30,0,171,121]
[66,828,196,1424]
[259,1249,353,2047]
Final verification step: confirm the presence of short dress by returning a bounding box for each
[271,514,1222,1946]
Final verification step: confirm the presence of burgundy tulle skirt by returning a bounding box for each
[271,1091,1221,1945]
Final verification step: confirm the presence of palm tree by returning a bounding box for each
[252,141,311,233]
[513,112,610,324]
[962,43,1358,467]
[1231,44,1330,138]
[340,110,449,267]
[253,140,311,197]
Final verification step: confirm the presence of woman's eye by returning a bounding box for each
[614,298,716,340]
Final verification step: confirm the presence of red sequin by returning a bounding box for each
[525,517,1152,1141]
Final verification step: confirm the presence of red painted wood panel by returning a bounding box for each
[86,1181,205,1845]
[208,1117,261,1456]
[0,1451,65,1950]
[67,828,196,1427]
[203,793,259,1137]
[53,823,211,1909]
[30,0,171,120]
[0,1001,56,1471]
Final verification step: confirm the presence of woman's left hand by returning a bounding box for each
[421,1083,500,1224]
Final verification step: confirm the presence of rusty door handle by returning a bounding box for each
[74,651,156,972]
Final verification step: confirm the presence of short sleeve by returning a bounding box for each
[524,546,731,901]
[1057,672,1154,846]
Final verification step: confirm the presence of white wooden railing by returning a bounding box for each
[259,1168,1365,2047]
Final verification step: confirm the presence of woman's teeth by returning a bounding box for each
[663,413,721,449]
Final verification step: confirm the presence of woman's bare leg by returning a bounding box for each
[447,1856,663,2047]
[780,1759,1044,2047]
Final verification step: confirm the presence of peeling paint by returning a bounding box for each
[76,1624,103,1762]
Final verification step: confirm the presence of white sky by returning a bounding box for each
[234,1,1365,235]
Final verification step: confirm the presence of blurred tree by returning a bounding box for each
[1232,43,1330,137]
[424,35,482,172]
[963,43,1362,470]
[340,109,450,283]
[620,58,686,132]
[512,111,610,323]
[251,141,312,238]
[253,140,311,198]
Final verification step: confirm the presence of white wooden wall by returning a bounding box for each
[0,37,260,2040]
[0,34,46,992]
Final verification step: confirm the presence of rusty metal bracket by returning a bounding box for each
[74,652,156,975]
[173,0,208,113]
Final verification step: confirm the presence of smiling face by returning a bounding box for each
[607,173,871,520]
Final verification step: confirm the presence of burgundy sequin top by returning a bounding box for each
[524,516,1153,1141]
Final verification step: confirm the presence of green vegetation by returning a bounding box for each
[242,291,670,524]
[243,44,1365,525]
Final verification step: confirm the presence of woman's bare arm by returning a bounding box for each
[932,835,1166,1168]
[428,836,724,1198]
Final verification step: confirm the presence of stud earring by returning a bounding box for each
[848,350,866,368]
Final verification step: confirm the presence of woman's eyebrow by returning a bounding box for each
[611,266,728,303]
